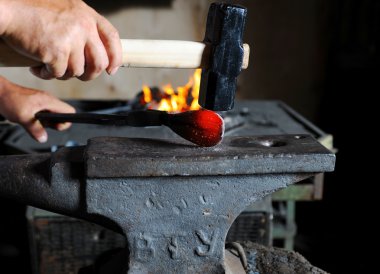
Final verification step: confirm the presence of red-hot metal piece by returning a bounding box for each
[166,110,224,147]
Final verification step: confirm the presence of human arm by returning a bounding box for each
[0,76,75,142]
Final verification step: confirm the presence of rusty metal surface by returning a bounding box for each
[85,135,335,178]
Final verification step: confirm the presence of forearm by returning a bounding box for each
[0,76,13,117]
[0,76,9,99]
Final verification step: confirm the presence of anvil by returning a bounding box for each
[0,134,335,273]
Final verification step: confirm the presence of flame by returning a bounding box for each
[142,85,152,103]
[142,69,201,112]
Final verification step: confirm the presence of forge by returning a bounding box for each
[0,100,335,273]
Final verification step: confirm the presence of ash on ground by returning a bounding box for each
[239,242,328,274]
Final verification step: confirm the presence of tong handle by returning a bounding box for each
[36,112,126,126]
[35,110,166,127]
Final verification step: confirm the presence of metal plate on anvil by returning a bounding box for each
[85,135,335,178]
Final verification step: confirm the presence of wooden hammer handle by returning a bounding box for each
[0,39,249,69]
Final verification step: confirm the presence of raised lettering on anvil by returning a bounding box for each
[195,229,219,256]
[168,236,180,260]
[134,234,155,262]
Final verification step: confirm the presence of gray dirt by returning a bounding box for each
[239,241,328,274]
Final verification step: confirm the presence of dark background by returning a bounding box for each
[236,1,378,271]
[297,0,379,273]
[1,0,379,273]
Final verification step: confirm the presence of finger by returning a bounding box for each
[56,122,72,131]
[29,66,54,80]
[23,119,48,143]
[45,57,69,79]
[43,99,76,114]
[97,16,122,75]
[58,49,85,80]
[32,47,70,79]
[29,60,68,80]
[57,70,74,81]
[39,120,72,131]
[37,98,75,131]
[78,37,109,81]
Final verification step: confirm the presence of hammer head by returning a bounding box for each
[199,3,247,111]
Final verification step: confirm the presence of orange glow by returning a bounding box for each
[158,99,171,111]
[142,85,152,103]
[142,69,201,112]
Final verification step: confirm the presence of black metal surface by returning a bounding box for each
[85,135,334,178]
[86,173,314,273]
[27,211,270,274]
[0,134,334,215]
[36,110,166,127]
[0,134,334,273]
[199,3,247,111]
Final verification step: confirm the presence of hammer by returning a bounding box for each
[0,3,248,111]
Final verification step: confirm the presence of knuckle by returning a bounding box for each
[97,15,108,24]
[17,108,32,124]
[92,66,102,75]
[78,18,94,33]
[53,69,66,78]
[73,65,85,77]
[93,59,108,74]
[41,43,68,63]
[39,47,53,64]
[54,46,70,62]
[108,29,120,41]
